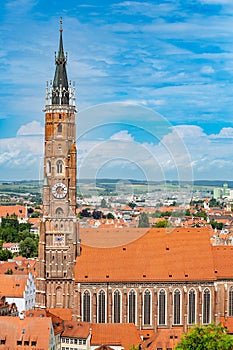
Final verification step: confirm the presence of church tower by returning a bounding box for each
[36,19,78,309]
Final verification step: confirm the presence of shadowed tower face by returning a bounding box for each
[36,19,78,309]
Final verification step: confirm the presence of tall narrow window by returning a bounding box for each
[128,290,136,324]
[83,290,91,322]
[56,287,62,307]
[143,289,151,325]
[46,160,51,174]
[113,290,121,323]
[203,288,211,324]
[229,287,233,316]
[57,123,62,133]
[56,160,63,174]
[158,289,166,325]
[188,289,196,324]
[173,289,181,325]
[98,290,106,323]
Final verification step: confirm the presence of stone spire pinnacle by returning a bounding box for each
[52,17,69,105]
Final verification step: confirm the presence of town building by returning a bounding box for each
[0,295,18,316]
[36,20,233,341]
[0,316,56,349]
[0,205,28,223]
[0,273,36,313]
[2,242,20,255]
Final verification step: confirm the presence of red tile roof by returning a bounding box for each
[76,227,216,282]
[0,316,53,349]
[47,307,73,321]
[143,327,183,349]
[0,205,26,218]
[80,227,149,248]
[0,259,36,275]
[0,275,28,297]
[26,309,63,335]
[62,320,90,338]
[90,323,141,349]
[220,316,233,333]
[212,246,233,278]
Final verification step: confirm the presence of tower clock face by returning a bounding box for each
[52,182,67,199]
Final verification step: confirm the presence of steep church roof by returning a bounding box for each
[75,227,217,283]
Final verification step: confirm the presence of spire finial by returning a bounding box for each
[60,17,63,32]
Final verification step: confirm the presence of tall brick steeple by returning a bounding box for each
[36,19,78,310]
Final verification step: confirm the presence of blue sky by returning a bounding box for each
[1,0,233,182]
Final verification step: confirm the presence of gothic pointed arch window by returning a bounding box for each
[56,286,62,307]
[143,289,151,325]
[203,288,211,324]
[46,160,51,175]
[128,289,136,324]
[158,289,166,325]
[56,160,63,174]
[173,289,181,325]
[57,123,62,133]
[55,207,64,217]
[83,290,91,322]
[229,287,233,316]
[98,290,106,323]
[113,290,121,323]
[188,289,196,324]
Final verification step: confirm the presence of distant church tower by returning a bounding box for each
[36,19,78,309]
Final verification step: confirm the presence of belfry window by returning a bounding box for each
[188,289,196,324]
[229,287,233,316]
[98,290,106,323]
[203,288,211,324]
[128,290,136,324]
[158,289,166,325]
[113,290,121,323]
[143,289,151,325]
[57,123,62,133]
[55,207,63,217]
[46,160,51,174]
[83,290,91,322]
[56,160,63,174]
[173,289,181,325]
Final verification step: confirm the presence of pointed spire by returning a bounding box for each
[52,17,69,105]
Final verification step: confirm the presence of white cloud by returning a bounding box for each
[201,65,215,75]
[110,130,134,141]
[1,122,233,181]
[210,127,233,139]
[16,121,44,136]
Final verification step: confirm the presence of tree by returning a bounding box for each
[79,208,91,218]
[175,323,233,350]
[30,210,41,218]
[153,220,171,228]
[128,202,136,209]
[106,212,115,219]
[92,210,103,220]
[19,237,38,258]
[210,220,224,230]
[0,249,13,261]
[138,212,150,228]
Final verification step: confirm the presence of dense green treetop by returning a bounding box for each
[175,324,233,350]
